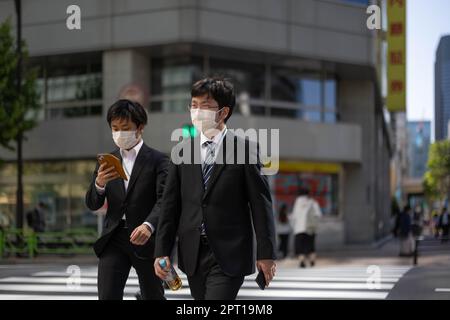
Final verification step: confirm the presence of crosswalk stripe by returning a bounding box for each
[0,277,395,290]
[29,273,404,283]
[0,265,411,300]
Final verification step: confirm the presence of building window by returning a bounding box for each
[271,67,338,122]
[150,53,339,123]
[150,56,203,113]
[32,53,103,120]
[0,160,98,231]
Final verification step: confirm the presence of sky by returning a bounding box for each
[407,0,450,127]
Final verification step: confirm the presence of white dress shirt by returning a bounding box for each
[200,126,227,167]
[95,139,154,232]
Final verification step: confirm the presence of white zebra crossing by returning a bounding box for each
[0,265,411,300]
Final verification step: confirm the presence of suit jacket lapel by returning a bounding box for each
[124,144,148,199]
[189,137,205,198]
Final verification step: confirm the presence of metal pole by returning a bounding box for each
[14,0,24,232]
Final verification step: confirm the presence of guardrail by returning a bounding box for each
[413,236,450,265]
[0,228,97,258]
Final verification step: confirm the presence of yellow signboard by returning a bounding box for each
[387,0,406,112]
[279,161,341,174]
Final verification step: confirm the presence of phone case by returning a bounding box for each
[97,153,128,180]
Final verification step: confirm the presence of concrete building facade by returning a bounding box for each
[0,0,392,248]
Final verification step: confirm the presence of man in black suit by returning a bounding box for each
[154,78,277,300]
[86,99,168,300]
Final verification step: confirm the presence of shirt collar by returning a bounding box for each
[200,126,227,147]
[120,139,144,159]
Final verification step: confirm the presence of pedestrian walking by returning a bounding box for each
[290,187,322,268]
[398,205,414,257]
[438,207,450,242]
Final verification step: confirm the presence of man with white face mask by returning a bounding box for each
[85,99,169,300]
[154,78,277,300]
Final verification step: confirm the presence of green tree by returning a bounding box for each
[0,17,41,230]
[423,140,450,208]
[0,18,41,151]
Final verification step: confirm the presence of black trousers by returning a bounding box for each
[187,237,244,300]
[97,224,165,300]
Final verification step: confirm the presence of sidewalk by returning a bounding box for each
[1,237,449,268]
[277,237,450,268]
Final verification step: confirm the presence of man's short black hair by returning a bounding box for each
[107,99,148,127]
[191,77,236,123]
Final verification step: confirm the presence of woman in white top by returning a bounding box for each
[289,188,322,268]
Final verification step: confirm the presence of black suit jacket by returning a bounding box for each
[155,131,276,277]
[85,143,169,259]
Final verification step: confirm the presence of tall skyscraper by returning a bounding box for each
[407,121,431,179]
[435,35,450,140]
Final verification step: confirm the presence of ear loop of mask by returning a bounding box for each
[216,107,226,121]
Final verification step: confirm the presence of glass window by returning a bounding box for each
[339,0,368,5]
[271,67,338,122]
[324,79,337,110]
[299,77,321,122]
[324,79,337,123]
[151,56,203,113]
[0,160,98,231]
[209,58,265,99]
[31,53,103,120]
[209,58,265,116]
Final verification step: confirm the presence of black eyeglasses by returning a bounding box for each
[188,104,220,111]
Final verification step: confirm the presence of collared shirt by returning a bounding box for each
[120,139,143,190]
[200,126,227,168]
[95,139,153,232]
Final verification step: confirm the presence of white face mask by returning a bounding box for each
[112,130,141,150]
[190,108,223,136]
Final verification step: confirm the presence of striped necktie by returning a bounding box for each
[202,140,215,189]
[200,140,215,236]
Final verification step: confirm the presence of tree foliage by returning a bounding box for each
[0,18,41,152]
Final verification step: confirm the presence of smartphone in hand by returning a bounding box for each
[97,153,128,180]
[255,270,266,290]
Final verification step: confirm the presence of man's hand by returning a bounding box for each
[154,256,171,280]
[130,224,152,245]
[256,259,276,287]
[96,163,120,187]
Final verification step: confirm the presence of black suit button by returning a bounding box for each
[202,204,207,208]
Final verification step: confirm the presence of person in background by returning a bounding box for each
[26,202,46,233]
[398,205,413,257]
[438,207,450,242]
[432,210,440,238]
[276,203,291,259]
[411,204,423,238]
[289,187,322,268]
